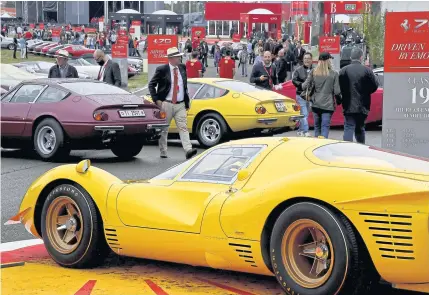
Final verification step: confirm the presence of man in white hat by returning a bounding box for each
[48,49,79,78]
[148,47,197,159]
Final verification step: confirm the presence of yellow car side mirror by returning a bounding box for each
[237,169,251,182]
[76,159,91,174]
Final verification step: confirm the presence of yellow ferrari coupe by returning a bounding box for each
[9,137,429,295]
[146,78,302,148]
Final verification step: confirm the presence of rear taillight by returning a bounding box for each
[93,111,108,121]
[293,104,301,112]
[255,105,267,114]
[153,110,167,119]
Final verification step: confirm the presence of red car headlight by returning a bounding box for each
[93,111,108,121]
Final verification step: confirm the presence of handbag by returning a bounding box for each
[303,74,315,101]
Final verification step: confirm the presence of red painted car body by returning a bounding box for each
[34,42,55,54]
[275,80,383,126]
[41,43,60,55]
[59,45,95,58]
[1,79,167,159]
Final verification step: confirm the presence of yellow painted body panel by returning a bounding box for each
[16,137,429,290]
[147,78,300,134]
[17,164,122,239]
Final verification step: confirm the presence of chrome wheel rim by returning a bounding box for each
[37,126,56,155]
[46,196,83,254]
[281,219,334,289]
[200,118,221,143]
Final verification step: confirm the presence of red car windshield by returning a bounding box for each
[60,82,130,95]
[313,143,429,174]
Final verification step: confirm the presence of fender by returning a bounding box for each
[12,160,122,238]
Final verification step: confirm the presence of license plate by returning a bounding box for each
[118,110,145,117]
[275,102,286,112]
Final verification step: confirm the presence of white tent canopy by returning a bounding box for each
[1,13,14,18]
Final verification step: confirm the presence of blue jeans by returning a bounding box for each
[344,114,367,144]
[313,111,332,138]
[296,95,309,132]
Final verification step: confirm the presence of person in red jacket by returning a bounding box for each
[218,50,235,79]
[186,51,203,78]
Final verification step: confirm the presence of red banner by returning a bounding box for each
[117,35,128,45]
[72,26,81,32]
[147,35,179,64]
[51,28,61,37]
[131,20,141,26]
[111,44,128,58]
[29,23,35,29]
[319,36,340,54]
[290,1,309,16]
[303,21,312,44]
[191,27,206,40]
[325,1,372,14]
[129,28,135,34]
[39,23,44,30]
[384,11,429,73]
[84,28,97,33]
[232,34,241,42]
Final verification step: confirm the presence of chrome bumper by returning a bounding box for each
[258,118,278,124]
[289,115,304,122]
[94,126,125,131]
[147,124,170,131]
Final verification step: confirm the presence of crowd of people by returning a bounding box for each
[169,34,378,145]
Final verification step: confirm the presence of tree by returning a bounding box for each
[349,10,385,66]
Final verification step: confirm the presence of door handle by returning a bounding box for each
[226,187,238,194]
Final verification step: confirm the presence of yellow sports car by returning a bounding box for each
[9,137,429,295]
[145,78,303,148]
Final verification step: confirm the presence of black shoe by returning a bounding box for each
[186,148,197,159]
[160,154,168,158]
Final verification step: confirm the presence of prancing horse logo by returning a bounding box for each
[401,19,409,32]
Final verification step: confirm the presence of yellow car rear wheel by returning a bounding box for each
[41,183,109,268]
[196,113,228,148]
[270,202,378,295]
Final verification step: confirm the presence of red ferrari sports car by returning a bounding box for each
[275,70,384,127]
[58,45,95,58]
[1,79,168,161]
[34,42,55,55]
[41,43,61,55]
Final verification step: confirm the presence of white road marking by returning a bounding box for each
[0,239,43,252]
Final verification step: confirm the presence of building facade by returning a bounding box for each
[14,1,164,24]
[204,2,291,37]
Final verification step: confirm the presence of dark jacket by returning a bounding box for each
[100,60,121,87]
[285,49,296,72]
[250,62,278,90]
[339,60,378,115]
[275,57,287,83]
[292,64,313,96]
[48,64,79,78]
[148,63,190,109]
[294,47,306,64]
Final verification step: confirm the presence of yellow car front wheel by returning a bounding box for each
[41,183,109,268]
[270,202,378,295]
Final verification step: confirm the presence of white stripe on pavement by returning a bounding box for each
[0,239,43,252]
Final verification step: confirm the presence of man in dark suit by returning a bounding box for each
[148,47,198,160]
[294,41,306,66]
[48,49,79,78]
[93,49,121,87]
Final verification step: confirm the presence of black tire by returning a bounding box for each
[270,202,377,295]
[41,184,109,268]
[196,113,228,148]
[8,43,14,50]
[33,118,70,161]
[111,139,143,160]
